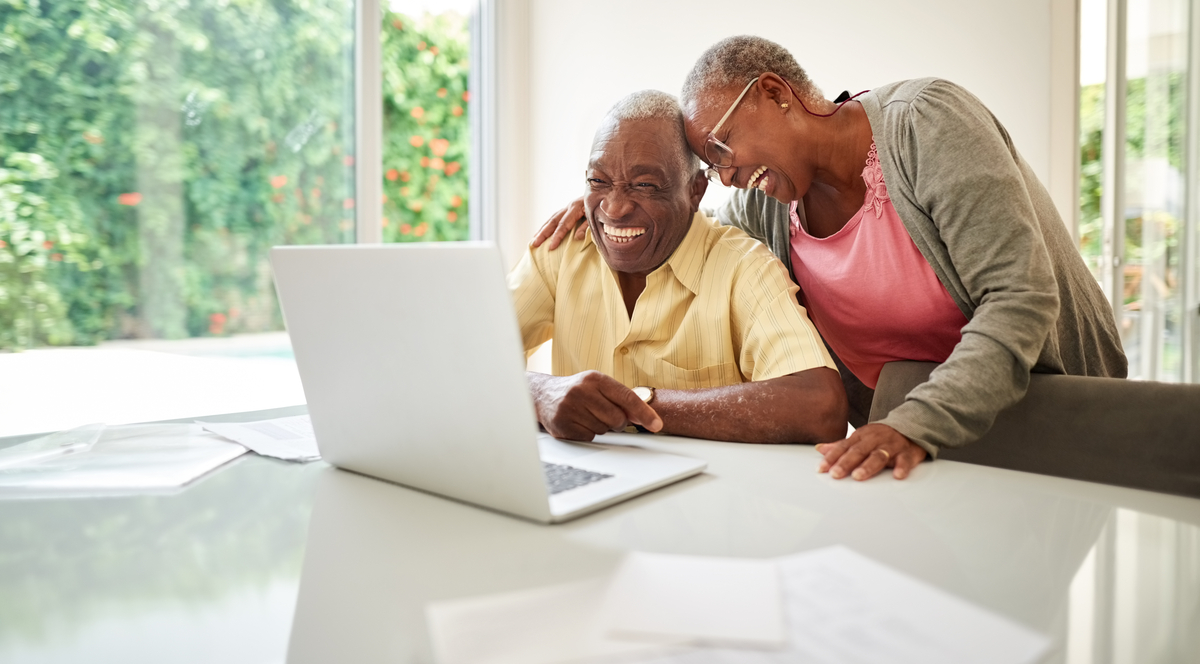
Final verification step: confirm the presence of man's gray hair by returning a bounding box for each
[681,35,824,115]
[602,89,702,175]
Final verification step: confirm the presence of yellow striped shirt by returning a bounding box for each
[508,212,835,390]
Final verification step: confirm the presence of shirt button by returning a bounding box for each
[620,347,630,356]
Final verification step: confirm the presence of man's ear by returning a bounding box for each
[688,170,708,210]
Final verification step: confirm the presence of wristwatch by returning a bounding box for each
[632,385,656,405]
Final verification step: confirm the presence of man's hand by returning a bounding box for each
[815,423,927,481]
[528,371,662,441]
[531,197,588,250]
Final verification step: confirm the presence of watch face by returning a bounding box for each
[633,386,653,403]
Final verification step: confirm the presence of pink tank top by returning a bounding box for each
[789,142,967,389]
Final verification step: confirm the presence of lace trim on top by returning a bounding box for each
[862,142,889,219]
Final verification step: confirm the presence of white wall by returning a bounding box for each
[494,0,1072,264]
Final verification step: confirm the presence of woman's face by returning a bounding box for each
[683,81,811,204]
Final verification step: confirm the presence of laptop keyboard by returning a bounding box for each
[542,462,613,495]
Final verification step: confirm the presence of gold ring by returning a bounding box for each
[877,448,891,461]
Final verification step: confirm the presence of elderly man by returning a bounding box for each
[509,90,845,443]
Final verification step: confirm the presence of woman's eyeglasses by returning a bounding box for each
[703,76,760,178]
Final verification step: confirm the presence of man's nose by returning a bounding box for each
[720,167,737,188]
[602,188,635,219]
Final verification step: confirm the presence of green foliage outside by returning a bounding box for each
[1077,73,1187,303]
[381,11,470,243]
[0,0,469,350]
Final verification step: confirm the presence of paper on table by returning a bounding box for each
[199,415,320,462]
[0,423,247,495]
[638,546,1051,664]
[600,552,786,649]
[426,578,688,664]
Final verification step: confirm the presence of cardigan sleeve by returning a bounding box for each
[873,80,1060,456]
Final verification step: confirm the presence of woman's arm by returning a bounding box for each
[873,79,1061,455]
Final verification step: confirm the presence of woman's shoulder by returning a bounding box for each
[866,78,992,121]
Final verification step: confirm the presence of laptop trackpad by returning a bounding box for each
[537,434,605,463]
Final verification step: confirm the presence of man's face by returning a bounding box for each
[584,117,706,276]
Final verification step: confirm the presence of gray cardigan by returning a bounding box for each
[711,78,1127,456]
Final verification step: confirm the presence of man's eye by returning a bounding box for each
[587,178,608,187]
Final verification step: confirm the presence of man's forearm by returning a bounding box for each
[651,368,846,444]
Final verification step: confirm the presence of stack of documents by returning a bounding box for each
[0,423,247,496]
[426,546,1050,664]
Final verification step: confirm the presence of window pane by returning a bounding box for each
[381,2,471,242]
[1079,0,1107,282]
[1,0,355,347]
[1123,0,1189,380]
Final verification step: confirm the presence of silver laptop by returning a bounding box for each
[270,242,706,523]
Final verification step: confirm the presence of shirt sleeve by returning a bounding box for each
[731,246,836,381]
[506,246,556,357]
[873,80,1061,456]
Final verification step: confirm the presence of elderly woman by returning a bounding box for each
[535,35,1126,482]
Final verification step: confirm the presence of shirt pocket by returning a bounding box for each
[654,360,743,390]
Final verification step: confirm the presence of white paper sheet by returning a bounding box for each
[426,578,687,664]
[199,415,320,462]
[637,546,1051,664]
[0,423,247,495]
[600,552,786,649]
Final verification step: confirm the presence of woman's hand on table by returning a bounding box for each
[815,423,927,481]
[531,197,588,250]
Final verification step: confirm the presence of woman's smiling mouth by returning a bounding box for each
[748,165,770,191]
[602,223,647,244]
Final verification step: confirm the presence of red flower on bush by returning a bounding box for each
[0,240,7,248]
[430,46,439,55]
[451,106,463,117]
[343,198,355,209]
[414,222,428,237]
[447,211,457,223]
[462,91,471,102]
[400,171,411,182]
[437,88,447,98]
[118,192,142,206]
[430,157,445,171]
[445,161,461,176]
[417,41,426,50]
[209,312,227,335]
[420,156,430,168]
[410,107,424,120]
[270,175,288,188]
[430,138,450,157]
[400,223,412,235]
[392,19,403,30]
[386,168,399,181]
[410,135,425,148]
[344,155,355,167]
[450,195,462,208]
[51,253,63,261]
[42,240,53,249]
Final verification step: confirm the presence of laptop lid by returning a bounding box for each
[271,243,552,522]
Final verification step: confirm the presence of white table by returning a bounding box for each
[3,408,1198,663]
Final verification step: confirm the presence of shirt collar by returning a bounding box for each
[662,211,709,295]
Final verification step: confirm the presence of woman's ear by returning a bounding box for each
[757,73,793,111]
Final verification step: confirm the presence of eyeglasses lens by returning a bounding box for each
[704,135,734,170]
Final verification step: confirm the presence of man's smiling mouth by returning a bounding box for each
[602,224,646,244]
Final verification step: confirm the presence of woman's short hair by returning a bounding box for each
[681,35,824,115]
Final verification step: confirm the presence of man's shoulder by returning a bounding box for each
[699,214,789,274]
